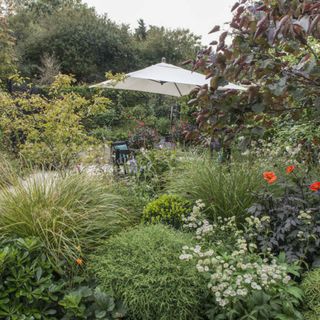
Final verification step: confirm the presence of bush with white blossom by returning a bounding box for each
[180,201,304,319]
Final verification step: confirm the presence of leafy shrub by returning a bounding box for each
[0,237,124,319]
[135,148,177,195]
[142,194,191,228]
[301,269,320,318]
[0,172,127,266]
[0,154,19,189]
[59,286,126,319]
[90,224,207,320]
[0,237,65,319]
[129,125,158,149]
[0,75,110,169]
[246,166,320,266]
[180,201,304,320]
[91,126,130,143]
[169,158,263,223]
[155,117,171,135]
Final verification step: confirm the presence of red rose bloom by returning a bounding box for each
[309,182,320,192]
[286,165,295,174]
[263,171,277,184]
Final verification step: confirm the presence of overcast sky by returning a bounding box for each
[83,0,236,45]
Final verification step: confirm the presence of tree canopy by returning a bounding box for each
[4,2,201,83]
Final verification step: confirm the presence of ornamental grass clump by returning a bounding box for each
[90,224,207,320]
[0,172,127,267]
[169,158,263,223]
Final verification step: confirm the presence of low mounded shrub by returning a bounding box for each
[90,224,207,320]
[0,172,127,266]
[301,269,320,319]
[142,194,191,228]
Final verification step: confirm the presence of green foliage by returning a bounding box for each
[301,269,320,318]
[0,153,20,189]
[11,2,136,82]
[169,158,263,223]
[135,25,201,67]
[0,74,110,169]
[0,1,17,81]
[10,2,201,82]
[135,148,177,195]
[108,179,151,224]
[90,224,207,320]
[58,286,126,319]
[271,116,320,165]
[0,171,127,267]
[0,237,66,319]
[142,194,191,228]
[0,236,123,319]
[155,117,171,136]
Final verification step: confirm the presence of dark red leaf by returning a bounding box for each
[231,2,240,12]
[309,14,320,33]
[273,14,291,42]
[209,40,218,45]
[256,5,267,11]
[209,25,220,34]
[219,31,228,42]
[293,24,307,45]
[237,5,245,16]
[254,14,269,39]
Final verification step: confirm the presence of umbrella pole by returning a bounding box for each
[174,83,183,97]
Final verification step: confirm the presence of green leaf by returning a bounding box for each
[251,103,265,113]
[286,286,303,300]
[35,267,42,281]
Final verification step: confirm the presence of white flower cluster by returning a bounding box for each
[181,200,214,240]
[179,201,293,309]
[182,242,291,308]
[298,210,312,221]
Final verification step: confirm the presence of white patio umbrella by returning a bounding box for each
[90,58,246,97]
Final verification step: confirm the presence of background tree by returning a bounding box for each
[0,0,17,85]
[135,18,147,41]
[136,26,202,66]
[10,1,137,82]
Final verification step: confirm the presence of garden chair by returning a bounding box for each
[110,141,134,174]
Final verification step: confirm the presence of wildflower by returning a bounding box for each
[286,165,295,174]
[263,171,277,184]
[76,258,83,266]
[309,182,320,192]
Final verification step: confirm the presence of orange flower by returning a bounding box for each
[309,182,320,192]
[76,258,84,266]
[286,165,295,174]
[263,171,277,184]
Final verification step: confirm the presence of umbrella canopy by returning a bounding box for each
[91,59,246,97]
